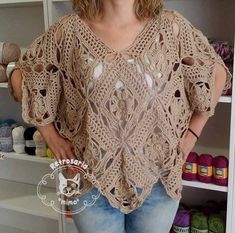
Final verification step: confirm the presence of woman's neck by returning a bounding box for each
[101,0,137,25]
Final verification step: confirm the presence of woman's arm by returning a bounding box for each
[10,69,76,161]
[180,63,228,161]
[9,68,22,102]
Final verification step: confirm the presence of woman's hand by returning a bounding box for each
[37,123,76,161]
[38,124,79,176]
[179,130,198,163]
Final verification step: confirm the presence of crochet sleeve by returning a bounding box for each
[175,12,232,117]
[19,15,71,126]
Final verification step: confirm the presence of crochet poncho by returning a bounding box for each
[19,9,232,213]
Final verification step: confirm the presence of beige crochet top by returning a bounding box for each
[19,9,232,213]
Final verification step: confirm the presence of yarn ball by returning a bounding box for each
[0,125,13,152]
[0,64,7,82]
[33,130,47,157]
[209,40,233,96]
[12,126,25,154]
[173,209,190,233]
[212,156,228,186]
[24,127,37,155]
[208,214,225,233]
[198,154,213,183]
[0,42,21,65]
[47,148,55,159]
[191,211,208,231]
[211,41,233,64]
[182,151,198,181]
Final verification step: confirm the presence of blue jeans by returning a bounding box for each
[69,181,179,233]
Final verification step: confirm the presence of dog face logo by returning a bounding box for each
[58,173,81,197]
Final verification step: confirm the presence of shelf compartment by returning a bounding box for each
[0,5,45,48]
[0,224,35,233]
[0,179,58,219]
[0,203,59,233]
[0,152,55,186]
[182,180,228,192]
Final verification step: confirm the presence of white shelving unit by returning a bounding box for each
[163,2,235,233]
[0,0,234,233]
[0,1,59,233]
[0,153,60,233]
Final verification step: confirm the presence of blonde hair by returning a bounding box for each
[72,0,164,20]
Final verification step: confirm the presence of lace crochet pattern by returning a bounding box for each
[19,9,232,214]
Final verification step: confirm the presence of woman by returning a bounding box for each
[9,0,231,232]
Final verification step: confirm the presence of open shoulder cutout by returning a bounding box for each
[163,9,180,37]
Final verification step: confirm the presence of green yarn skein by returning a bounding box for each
[208,214,225,233]
[191,211,208,231]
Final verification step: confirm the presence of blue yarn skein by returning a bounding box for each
[0,125,13,152]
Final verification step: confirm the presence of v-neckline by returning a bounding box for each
[76,14,158,54]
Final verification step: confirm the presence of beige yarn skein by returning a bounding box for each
[33,130,47,157]
[0,42,21,65]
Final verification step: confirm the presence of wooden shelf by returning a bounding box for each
[182,180,228,192]
[2,152,54,164]
[0,179,58,220]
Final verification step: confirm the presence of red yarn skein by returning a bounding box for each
[198,154,213,183]
[182,152,198,181]
[212,156,228,186]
